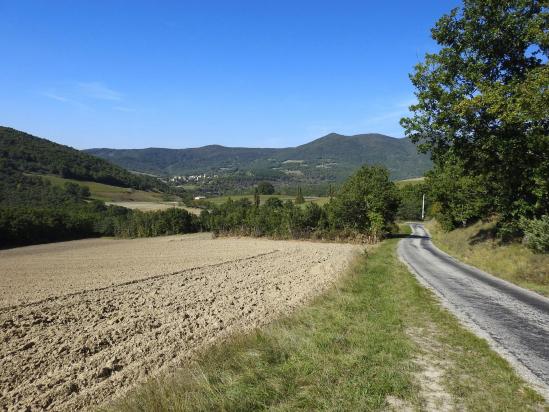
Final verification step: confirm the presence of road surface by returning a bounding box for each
[398,223,549,399]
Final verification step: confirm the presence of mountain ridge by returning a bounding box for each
[86,133,432,181]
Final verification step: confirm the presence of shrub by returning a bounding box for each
[257,181,275,195]
[520,216,549,253]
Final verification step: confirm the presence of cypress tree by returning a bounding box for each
[295,186,305,204]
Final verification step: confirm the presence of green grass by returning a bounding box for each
[35,174,168,202]
[426,219,549,296]
[181,184,199,191]
[395,177,425,188]
[104,235,544,411]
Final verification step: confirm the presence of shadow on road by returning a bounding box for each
[386,233,430,240]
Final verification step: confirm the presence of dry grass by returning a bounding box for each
[426,219,549,296]
[105,201,202,214]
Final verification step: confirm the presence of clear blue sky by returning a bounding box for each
[0,0,459,149]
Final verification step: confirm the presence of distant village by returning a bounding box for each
[168,174,218,184]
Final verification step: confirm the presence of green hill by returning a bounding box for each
[0,127,190,248]
[0,126,167,192]
[86,133,431,181]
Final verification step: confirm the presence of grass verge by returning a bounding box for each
[426,219,549,296]
[104,236,545,411]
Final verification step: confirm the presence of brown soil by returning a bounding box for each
[0,234,358,411]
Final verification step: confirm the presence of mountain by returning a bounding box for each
[0,126,168,192]
[87,145,278,177]
[86,133,431,181]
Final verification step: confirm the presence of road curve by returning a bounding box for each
[398,223,549,399]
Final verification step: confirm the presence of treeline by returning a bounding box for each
[0,203,127,247]
[0,168,199,248]
[201,166,400,242]
[0,162,410,248]
[113,208,198,238]
[0,203,200,248]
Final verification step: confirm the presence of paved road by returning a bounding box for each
[398,223,549,398]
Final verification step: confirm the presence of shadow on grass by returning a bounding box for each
[468,226,498,245]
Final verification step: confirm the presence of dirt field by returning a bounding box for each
[0,234,359,411]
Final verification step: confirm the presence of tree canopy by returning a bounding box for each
[257,181,275,195]
[327,165,400,237]
[401,0,548,230]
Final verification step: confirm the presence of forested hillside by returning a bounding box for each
[86,133,432,181]
[0,126,167,191]
[0,126,197,248]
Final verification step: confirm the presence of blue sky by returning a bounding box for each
[0,1,459,149]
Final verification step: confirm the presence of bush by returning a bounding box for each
[520,216,549,253]
[257,181,275,195]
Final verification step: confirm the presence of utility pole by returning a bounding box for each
[421,194,425,221]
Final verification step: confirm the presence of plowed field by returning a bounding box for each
[0,234,358,411]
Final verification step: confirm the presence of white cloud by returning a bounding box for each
[42,92,70,102]
[41,91,88,109]
[78,81,123,101]
[112,106,135,112]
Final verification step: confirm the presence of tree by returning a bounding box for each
[401,0,548,227]
[256,181,275,195]
[295,186,305,204]
[253,187,260,207]
[426,161,490,230]
[328,165,400,233]
[397,183,430,221]
[64,182,90,199]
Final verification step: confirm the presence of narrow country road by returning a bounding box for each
[398,223,549,399]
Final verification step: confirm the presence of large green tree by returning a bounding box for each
[328,165,400,235]
[401,0,548,226]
